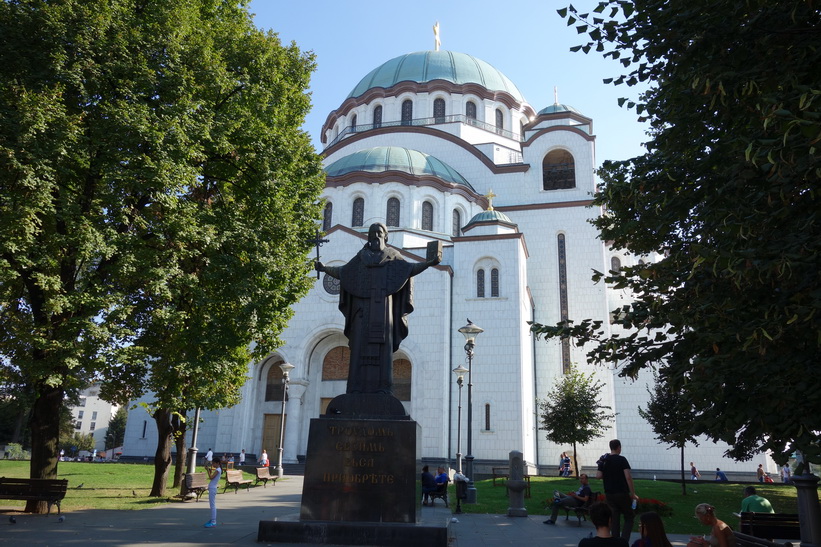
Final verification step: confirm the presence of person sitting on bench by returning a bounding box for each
[543,473,592,525]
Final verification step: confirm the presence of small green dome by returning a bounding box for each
[325,146,473,188]
[464,209,514,228]
[537,103,583,116]
[347,50,525,103]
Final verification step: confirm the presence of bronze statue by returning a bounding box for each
[316,223,440,395]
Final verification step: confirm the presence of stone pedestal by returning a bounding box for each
[793,474,821,547]
[258,394,449,546]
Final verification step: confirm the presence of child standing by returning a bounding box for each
[205,459,222,528]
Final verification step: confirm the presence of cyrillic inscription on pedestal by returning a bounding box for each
[300,417,421,523]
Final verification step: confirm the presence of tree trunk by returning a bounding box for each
[149,408,174,497]
[572,441,579,477]
[680,445,686,496]
[172,411,188,489]
[25,383,63,513]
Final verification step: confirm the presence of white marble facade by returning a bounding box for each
[122,49,776,478]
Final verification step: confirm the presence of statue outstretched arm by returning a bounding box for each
[315,261,342,279]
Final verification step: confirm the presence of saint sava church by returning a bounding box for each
[122,36,774,478]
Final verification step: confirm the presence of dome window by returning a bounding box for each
[611,257,622,272]
[401,100,413,126]
[433,98,446,123]
[352,197,364,227]
[351,114,357,130]
[386,197,401,227]
[422,201,433,231]
[542,150,576,190]
[452,209,461,237]
[373,105,382,129]
[466,101,477,122]
[495,108,504,134]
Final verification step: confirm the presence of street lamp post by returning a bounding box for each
[452,364,468,514]
[458,319,483,504]
[274,363,295,479]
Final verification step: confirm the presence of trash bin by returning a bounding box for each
[455,479,468,500]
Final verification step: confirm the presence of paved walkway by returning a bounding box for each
[1,476,693,546]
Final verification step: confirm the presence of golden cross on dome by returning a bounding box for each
[433,21,441,51]
[485,189,496,210]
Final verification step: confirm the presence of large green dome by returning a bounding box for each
[325,146,473,189]
[347,50,525,103]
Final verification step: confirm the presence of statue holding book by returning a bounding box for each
[316,222,441,395]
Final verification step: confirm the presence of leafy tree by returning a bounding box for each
[0,0,324,506]
[638,367,699,495]
[60,431,94,456]
[104,407,127,451]
[537,367,615,477]
[532,1,820,467]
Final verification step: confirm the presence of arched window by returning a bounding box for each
[495,108,504,134]
[351,114,357,130]
[490,268,499,297]
[386,197,400,227]
[401,100,413,125]
[322,202,333,232]
[352,197,364,227]
[476,269,485,298]
[543,149,576,190]
[393,358,412,401]
[322,346,350,381]
[611,257,622,272]
[373,105,382,129]
[466,101,477,122]
[421,201,433,231]
[433,98,446,123]
[520,121,525,140]
[265,360,285,401]
[452,210,461,237]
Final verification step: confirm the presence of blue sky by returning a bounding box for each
[248,0,649,167]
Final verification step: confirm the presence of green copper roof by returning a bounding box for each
[347,50,525,103]
[325,146,473,188]
[465,209,514,228]
[537,103,583,116]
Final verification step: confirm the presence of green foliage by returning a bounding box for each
[4,443,29,460]
[0,0,325,484]
[537,367,615,475]
[60,431,95,454]
[533,1,821,465]
[104,407,127,450]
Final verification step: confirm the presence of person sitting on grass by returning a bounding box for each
[578,502,629,546]
[544,473,592,525]
[631,511,673,547]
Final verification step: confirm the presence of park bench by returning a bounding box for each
[733,531,795,547]
[428,478,449,507]
[739,512,801,542]
[0,477,68,515]
[491,467,532,498]
[560,491,600,525]
[223,469,252,494]
[255,467,277,487]
[183,472,208,501]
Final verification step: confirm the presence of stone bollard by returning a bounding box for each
[507,450,527,517]
[792,473,821,547]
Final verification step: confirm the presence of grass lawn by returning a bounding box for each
[1,460,813,536]
[453,475,807,534]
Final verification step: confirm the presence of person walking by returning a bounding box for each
[204,459,222,528]
[597,439,638,542]
[781,463,791,484]
[239,449,246,466]
[690,462,701,480]
[756,464,764,483]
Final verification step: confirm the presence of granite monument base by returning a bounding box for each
[258,406,449,545]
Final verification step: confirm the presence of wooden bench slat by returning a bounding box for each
[0,478,68,515]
